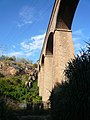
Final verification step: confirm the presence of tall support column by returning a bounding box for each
[42,55,53,101]
[53,29,74,85]
[39,66,44,96]
[38,65,41,87]
[38,71,40,87]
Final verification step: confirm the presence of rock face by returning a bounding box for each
[38,0,79,101]
[5,67,18,76]
[25,68,38,88]
[0,60,38,77]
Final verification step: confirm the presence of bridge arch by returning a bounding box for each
[46,32,54,55]
[56,0,79,30]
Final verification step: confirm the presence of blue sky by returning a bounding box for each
[0,0,90,63]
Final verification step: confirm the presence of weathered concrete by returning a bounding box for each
[38,0,79,101]
[53,29,74,84]
[43,55,53,101]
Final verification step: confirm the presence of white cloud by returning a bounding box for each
[17,21,32,27]
[5,33,45,59]
[17,6,34,27]
[20,33,45,56]
[7,51,23,57]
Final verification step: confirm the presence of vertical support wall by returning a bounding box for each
[53,29,74,84]
[38,65,41,87]
[39,66,44,96]
[38,55,45,97]
[43,55,53,101]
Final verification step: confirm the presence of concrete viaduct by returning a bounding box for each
[38,0,79,102]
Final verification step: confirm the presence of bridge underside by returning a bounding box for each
[38,0,79,102]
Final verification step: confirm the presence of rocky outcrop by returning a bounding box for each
[25,68,38,88]
[0,60,38,77]
[5,67,19,76]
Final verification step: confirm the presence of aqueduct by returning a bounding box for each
[38,0,79,101]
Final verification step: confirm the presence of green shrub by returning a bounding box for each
[50,43,90,120]
[0,75,42,109]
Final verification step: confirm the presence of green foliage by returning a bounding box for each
[50,43,90,120]
[8,56,16,61]
[0,55,8,60]
[0,75,42,107]
[0,55,16,61]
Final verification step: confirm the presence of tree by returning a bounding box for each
[8,56,16,61]
[16,57,28,63]
[0,75,42,108]
[0,55,8,60]
[50,43,90,120]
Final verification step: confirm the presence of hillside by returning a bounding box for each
[0,55,38,77]
[0,55,42,110]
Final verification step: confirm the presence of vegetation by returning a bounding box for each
[0,55,42,111]
[0,75,42,105]
[0,55,43,119]
[50,43,90,120]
